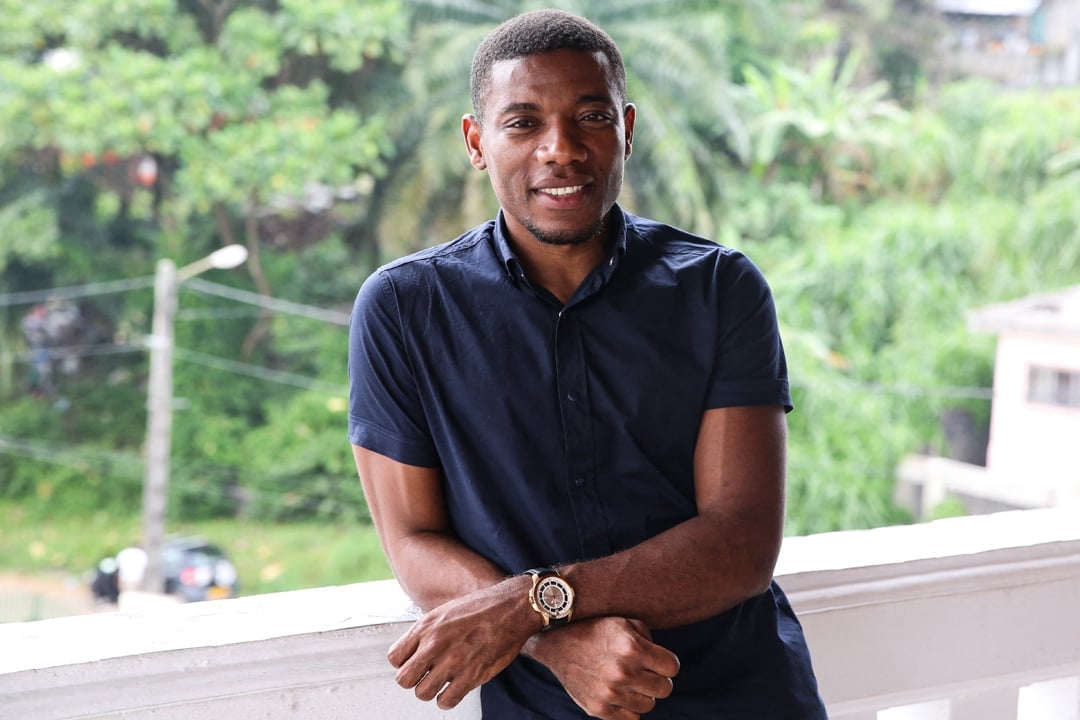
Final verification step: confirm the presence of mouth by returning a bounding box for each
[536,184,586,197]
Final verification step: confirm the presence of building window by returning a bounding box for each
[1028,366,1080,408]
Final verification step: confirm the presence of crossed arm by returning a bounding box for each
[352,404,788,720]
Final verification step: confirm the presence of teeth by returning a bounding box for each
[539,185,583,197]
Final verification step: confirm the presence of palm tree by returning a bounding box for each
[371,0,784,258]
[739,50,908,203]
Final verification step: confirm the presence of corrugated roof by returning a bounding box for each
[935,0,1043,15]
[968,285,1080,337]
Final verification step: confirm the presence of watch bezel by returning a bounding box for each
[525,568,575,629]
[535,575,574,619]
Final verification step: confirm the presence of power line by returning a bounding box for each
[1,342,144,363]
[2,342,347,393]
[2,277,990,402]
[0,275,353,328]
[3,339,991,401]
[0,432,363,515]
[184,278,351,326]
[176,307,265,321]
[0,433,143,476]
[172,347,348,394]
[0,277,154,306]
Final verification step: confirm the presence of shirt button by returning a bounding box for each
[567,392,578,402]
[575,477,585,486]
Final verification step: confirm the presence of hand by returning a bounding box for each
[526,616,680,720]
[387,578,539,710]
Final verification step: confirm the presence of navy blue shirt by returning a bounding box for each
[348,207,825,718]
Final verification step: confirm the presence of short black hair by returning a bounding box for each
[470,9,626,121]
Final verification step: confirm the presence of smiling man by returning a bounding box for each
[348,9,826,719]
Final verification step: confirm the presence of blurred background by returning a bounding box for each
[1,0,1078,620]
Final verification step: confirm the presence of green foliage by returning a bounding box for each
[0,190,60,272]
[0,0,405,528]
[0,394,143,516]
[762,82,1080,534]
[739,50,908,202]
[2,1,1080,546]
[239,390,363,523]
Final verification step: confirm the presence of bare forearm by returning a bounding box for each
[553,405,786,630]
[390,529,508,611]
[561,511,780,629]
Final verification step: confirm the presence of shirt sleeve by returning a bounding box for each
[705,252,793,413]
[347,269,440,467]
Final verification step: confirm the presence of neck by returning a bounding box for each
[511,221,611,305]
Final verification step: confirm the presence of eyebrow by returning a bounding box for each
[496,102,541,116]
[495,94,616,118]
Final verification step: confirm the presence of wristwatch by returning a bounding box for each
[524,568,575,630]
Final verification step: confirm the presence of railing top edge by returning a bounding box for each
[0,578,415,676]
[776,506,1080,577]
[5,508,1080,679]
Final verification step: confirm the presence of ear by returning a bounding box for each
[462,114,487,171]
[623,103,636,161]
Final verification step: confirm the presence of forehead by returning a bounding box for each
[485,49,618,114]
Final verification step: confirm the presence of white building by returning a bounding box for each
[899,284,1080,517]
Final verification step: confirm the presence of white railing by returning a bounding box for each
[776,507,1080,720]
[2,507,1079,720]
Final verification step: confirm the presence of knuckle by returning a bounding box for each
[582,699,608,717]
[596,685,620,705]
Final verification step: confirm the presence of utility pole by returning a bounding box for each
[142,258,177,594]
[141,246,247,593]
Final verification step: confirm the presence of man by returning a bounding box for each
[348,9,825,719]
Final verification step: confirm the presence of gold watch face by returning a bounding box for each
[536,576,573,619]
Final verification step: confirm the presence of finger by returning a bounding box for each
[631,634,679,679]
[413,670,449,703]
[395,661,430,691]
[436,678,475,710]
[620,620,680,679]
[636,672,675,700]
[620,691,658,716]
[644,647,681,679]
[387,629,420,669]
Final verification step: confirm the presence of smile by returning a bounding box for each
[537,185,584,197]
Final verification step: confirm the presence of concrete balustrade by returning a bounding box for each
[2,507,1079,720]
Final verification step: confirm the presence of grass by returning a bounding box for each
[0,502,393,597]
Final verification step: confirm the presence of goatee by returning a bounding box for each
[524,216,606,247]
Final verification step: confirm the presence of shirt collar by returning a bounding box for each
[493,204,629,284]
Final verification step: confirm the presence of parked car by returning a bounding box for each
[90,537,239,604]
[161,537,239,602]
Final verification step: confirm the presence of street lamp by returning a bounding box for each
[142,245,248,593]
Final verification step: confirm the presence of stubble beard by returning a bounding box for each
[523,215,607,247]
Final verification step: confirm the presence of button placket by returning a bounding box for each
[554,308,611,556]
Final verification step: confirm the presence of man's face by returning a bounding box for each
[463,49,635,247]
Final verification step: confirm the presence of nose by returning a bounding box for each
[536,118,587,165]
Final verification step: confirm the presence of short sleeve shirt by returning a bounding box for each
[348,206,825,718]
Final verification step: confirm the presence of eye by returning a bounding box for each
[581,112,613,125]
[505,117,538,131]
